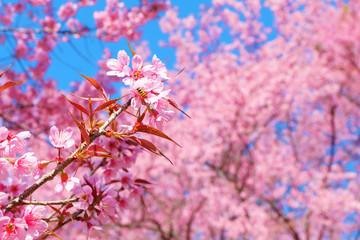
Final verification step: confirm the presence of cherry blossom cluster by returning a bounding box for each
[107,50,175,129]
[0,35,184,238]
[0,0,168,83]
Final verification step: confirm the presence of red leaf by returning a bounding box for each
[94,96,126,113]
[70,93,104,101]
[86,144,112,158]
[162,67,185,82]
[78,72,106,98]
[128,137,173,164]
[0,65,10,78]
[134,124,181,147]
[167,99,191,118]
[62,94,90,116]
[0,81,23,93]
[68,111,90,145]
[127,40,136,56]
[137,109,147,124]
[135,178,152,185]
[48,205,62,215]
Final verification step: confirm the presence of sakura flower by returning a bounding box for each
[0,127,31,157]
[119,172,134,189]
[73,185,94,210]
[121,54,156,86]
[55,173,79,193]
[7,178,25,198]
[23,205,48,237]
[129,186,144,200]
[97,196,117,224]
[130,77,167,109]
[0,192,9,207]
[149,54,169,80]
[0,217,27,240]
[13,152,38,177]
[49,126,75,149]
[106,50,130,78]
[0,158,10,181]
[148,98,175,130]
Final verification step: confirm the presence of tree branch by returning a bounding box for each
[22,198,79,205]
[5,98,132,211]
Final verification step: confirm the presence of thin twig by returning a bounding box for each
[5,98,132,211]
[22,198,79,205]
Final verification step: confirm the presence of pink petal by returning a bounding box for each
[64,139,75,148]
[132,54,143,71]
[16,131,31,139]
[0,127,8,141]
[117,50,130,66]
[106,59,119,70]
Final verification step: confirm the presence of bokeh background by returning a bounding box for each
[1,0,360,239]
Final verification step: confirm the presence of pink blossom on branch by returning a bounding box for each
[13,152,38,177]
[49,126,75,149]
[23,205,48,238]
[0,127,31,157]
[0,216,27,240]
[73,185,94,210]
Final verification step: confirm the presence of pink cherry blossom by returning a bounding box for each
[0,192,9,207]
[0,127,31,157]
[130,77,169,109]
[98,196,117,224]
[73,185,94,210]
[0,217,27,240]
[49,126,75,149]
[148,98,175,130]
[129,186,144,201]
[23,205,48,237]
[106,50,130,78]
[0,158,10,181]
[119,172,134,189]
[57,2,79,21]
[149,54,169,80]
[13,152,38,177]
[55,174,79,193]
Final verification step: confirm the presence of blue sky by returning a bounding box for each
[46,0,213,90]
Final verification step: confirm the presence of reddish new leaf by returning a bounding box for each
[135,178,152,185]
[0,81,23,93]
[0,65,10,78]
[94,96,127,113]
[87,144,110,154]
[48,205,62,215]
[127,40,136,56]
[134,124,181,147]
[78,72,106,98]
[68,111,90,145]
[85,145,114,158]
[62,94,90,116]
[167,99,191,119]
[162,67,185,82]
[137,108,147,123]
[128,137,173,164]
